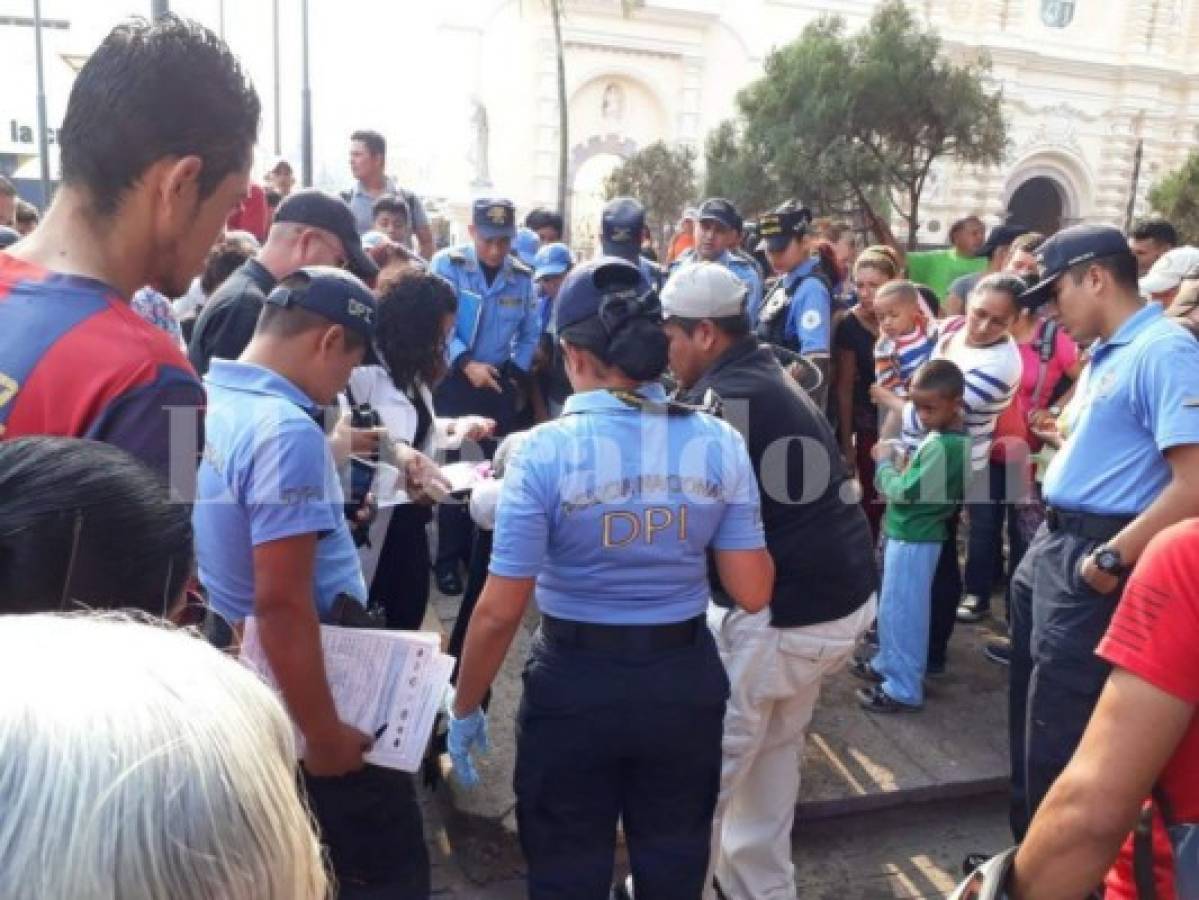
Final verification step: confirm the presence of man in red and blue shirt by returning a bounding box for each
[0,15,260,481]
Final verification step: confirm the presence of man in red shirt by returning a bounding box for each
[1008,518,1199,898]
[0,16,260,482]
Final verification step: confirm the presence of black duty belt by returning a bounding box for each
[541,613,702,652]
[1045,506,1135,542]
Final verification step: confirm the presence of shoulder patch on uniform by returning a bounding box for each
[801,309,823,331]
[447,249,468,265]
[509,257,533,276]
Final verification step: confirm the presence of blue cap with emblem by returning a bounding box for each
[601,197,646,263]
[264,265,378,339]
[473,197,517,240]
[555,256,653,332]
[533,242,574,281]
[757,201,812,252]
[513,227,541,267]
[1020,224,1134,309]
[699,197,743,232]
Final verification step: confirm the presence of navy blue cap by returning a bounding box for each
[274,189,379,281]
[513,227,541,267]
[533,242,573,281]
[555,256,651,331]
[975,223,1028,259]
[472,198,516,240]
[757,202,812,252]
[601,197,646,263]
[699,198,742,232]
[264,266,378,339]
[1020,225,1134,308]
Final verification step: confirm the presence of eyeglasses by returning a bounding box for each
[598,287,662,335]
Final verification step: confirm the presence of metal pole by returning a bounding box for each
[218,0,225,39]
[1124,138,1144,234]
[300,0,312,186]
[151,0,169,18]
[272,0,282,155]
[32,0,51,207]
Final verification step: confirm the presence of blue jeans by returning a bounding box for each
[875,538,942,706]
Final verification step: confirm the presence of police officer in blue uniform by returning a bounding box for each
[430,197,540,594]
[669,198,763,321]
[602,197,665,292]
[1008,225,1199,839]
[447,257,775,900]
[754,202,834,408]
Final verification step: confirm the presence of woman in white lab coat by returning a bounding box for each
[347,269,494,629]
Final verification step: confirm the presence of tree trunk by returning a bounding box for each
[907,185,920,251]
[550,0,569,238]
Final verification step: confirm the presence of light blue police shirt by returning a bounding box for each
[1043,303,1199,515]
[488,382,765,624]
[193,360,367,624]
[431,243,540,371]
[782,258,832,354]
[670,249,763,324]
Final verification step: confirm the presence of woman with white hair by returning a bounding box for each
[0,613,328,900]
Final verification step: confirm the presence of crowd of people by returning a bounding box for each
[3,13,1199,900]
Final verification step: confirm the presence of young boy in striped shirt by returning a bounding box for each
[870,281,937,438]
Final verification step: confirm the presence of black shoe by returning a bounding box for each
[956,594,990,623]
[962,852,991,875]
[857,684,922,713]
[983,636,1011,666]
[849,658,884,683]
[435,566,463,596]
[861,622,879,649]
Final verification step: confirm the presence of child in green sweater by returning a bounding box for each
[854,359,969,712]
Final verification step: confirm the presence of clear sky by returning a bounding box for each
[1,0,457,193]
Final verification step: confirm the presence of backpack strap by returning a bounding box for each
[1133,801,1159,900]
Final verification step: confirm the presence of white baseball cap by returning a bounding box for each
[1140,245,1199,295]
[661,261,748,320]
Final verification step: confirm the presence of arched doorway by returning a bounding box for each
[1007,177,1067,235]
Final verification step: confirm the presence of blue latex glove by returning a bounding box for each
[446,692,489,789]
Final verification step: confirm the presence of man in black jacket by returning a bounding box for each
[662,261,878,900]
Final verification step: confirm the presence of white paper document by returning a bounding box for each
[240,618,454,773]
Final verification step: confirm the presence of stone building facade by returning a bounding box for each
[436,0,1199,243]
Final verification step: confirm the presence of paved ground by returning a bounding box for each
[425,791,1014,898]
[427,588,1012,827]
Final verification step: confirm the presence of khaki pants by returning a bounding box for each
[703,596,875,900]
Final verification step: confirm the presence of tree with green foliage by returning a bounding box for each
[704,0,1007,248]
[1149,151,1199,245]
[604,141,698,254]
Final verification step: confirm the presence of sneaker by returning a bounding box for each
[434,565,463,596]
[962,852,991,875]
[861,622,879,649]
[849,658,884,683]
[956,594,990,623]
[857,684,922,713]
[983,636,1011,666]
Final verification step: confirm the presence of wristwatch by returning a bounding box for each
[1091,545,1130,577]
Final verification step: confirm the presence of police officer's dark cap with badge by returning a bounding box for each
[698,197,743,232]
[472,197,517,240]
[601,197,647,265]
[1019,224,1132,309]
[757,202,813,252]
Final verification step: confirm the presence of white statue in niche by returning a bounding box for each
[602,82,625,122]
